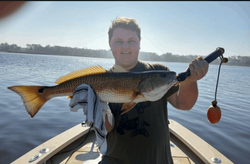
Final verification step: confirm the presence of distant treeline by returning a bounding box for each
[1,42,249,67]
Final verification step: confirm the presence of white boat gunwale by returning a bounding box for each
[11,119,233,164]
[11,123,91,164]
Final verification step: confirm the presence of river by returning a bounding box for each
[0,52,249,164]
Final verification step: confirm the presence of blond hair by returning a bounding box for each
[108,17,141,41]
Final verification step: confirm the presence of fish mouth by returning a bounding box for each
[169,76,178,85]
[142,76,177,102]
[162,77,177,94]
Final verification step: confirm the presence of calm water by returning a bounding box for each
[0,52,249,164]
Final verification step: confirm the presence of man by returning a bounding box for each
[100,17,208,164]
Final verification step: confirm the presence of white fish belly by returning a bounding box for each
[97,90,147,103]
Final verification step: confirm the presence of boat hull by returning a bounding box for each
[11,120,233,164]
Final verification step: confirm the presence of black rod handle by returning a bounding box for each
[204,47,225,63]
[176,47,225,82]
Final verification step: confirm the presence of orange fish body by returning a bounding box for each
[8,65,177,118]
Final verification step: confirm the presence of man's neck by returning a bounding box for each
[118,61,139,71]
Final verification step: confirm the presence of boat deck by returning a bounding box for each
[11,120,233,164]
[47,131,205,164]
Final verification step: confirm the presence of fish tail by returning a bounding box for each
[8,86,49,118]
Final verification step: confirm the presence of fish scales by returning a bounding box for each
[43,73,142,102]
[7,65,177,118]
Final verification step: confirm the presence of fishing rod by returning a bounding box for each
[175,47,228,124]
[176,47,227,83]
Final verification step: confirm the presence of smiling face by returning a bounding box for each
[109,27,140,70]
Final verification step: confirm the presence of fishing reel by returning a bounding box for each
[176,47,228,124]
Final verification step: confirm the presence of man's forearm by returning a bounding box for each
[168,56,208,110]
[176,79,198,110]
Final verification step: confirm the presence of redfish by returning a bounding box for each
[8,65,177,118]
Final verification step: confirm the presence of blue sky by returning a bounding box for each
[0,1,249,57]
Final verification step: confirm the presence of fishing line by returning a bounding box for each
[214,56,223,102]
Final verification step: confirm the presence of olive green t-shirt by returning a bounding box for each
[101,60,179,164]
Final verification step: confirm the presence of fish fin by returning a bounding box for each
[55,65,107,84]
[67,96,72,99]
[121,102,137,115]
[7,86,49,118]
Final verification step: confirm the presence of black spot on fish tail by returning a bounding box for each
[38,86,53,93]
[38,88,44,93]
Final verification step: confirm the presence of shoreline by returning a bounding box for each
[0,50,113,58]
[1,50,249,67]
